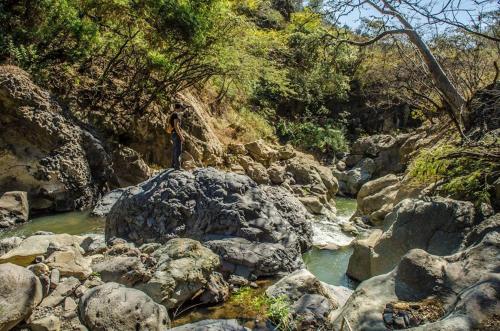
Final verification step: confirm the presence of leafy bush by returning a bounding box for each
[232,287,294,330]
[277,120,349,154]
[408,144,498,204]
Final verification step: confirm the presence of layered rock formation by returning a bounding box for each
[0,66,114,214]
[227,140,338,215]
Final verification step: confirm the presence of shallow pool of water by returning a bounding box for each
[303,246,356,288]
[0,211,104,239]
[304,196,358,288]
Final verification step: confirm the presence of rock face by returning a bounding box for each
[79,282,170,331]
[227,141,338,215]
[0,65,113,213]
[371,197,477,276]
[333,134,415,196]
[0,191,29,228]
[347,197,478,281]
[335,216,500,331]
[355,174,424,225]
[106,168,312,278]
[0,263,43,330]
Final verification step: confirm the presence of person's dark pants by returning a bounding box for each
[171,132,182,170]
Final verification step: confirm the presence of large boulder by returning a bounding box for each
[266,269,339,330]
[79,282,169,331]
[348,134,406,176]
[371,197,477,276]
[136,238,224,308]
[0,191,29,229]
[266,269,339,308]
[0,234,83,266]
[347,197,478,281]
[106,168,312,277]
[354,174,424,225]
[346,230,383,281]
[334,222,500,331]
[0,263,43,330]
[0,65,113,213]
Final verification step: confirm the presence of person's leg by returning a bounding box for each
[172,133,182,170]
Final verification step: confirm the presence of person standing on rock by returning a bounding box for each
[167,103,185,170]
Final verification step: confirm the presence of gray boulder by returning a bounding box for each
[266,269,339,308]
[0,263,43,330]
[79,282,169,331]
[106,168,313,276]
[371,197,477,276]
[347,197,477,281]
[90,189,126,218]
[334,224,500,331]
[136,238,225,308]
[92,255,150,287]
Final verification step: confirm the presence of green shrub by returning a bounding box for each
[408,144,498,204]
[277,120,348,154]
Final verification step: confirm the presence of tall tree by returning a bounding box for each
[323,0,499,137]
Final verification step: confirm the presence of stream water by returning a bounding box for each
[0,197,359,327]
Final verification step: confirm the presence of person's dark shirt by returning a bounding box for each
[169,112,180,131]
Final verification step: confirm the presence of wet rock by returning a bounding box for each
[0,234,83,266]
[298,196,324,214]
[0,263,43,330]
[169,319,249,331]
[0,191,29,229]
[347,230,383,281]
[79,282,169,331]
